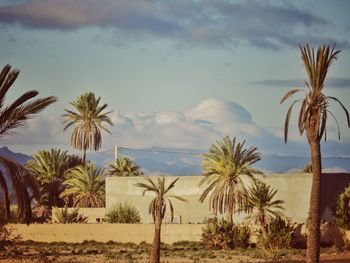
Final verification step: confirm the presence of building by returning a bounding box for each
[106,173,350,224]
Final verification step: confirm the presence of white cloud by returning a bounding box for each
[5,98,350,158]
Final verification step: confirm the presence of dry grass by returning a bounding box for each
[1,240,350,262]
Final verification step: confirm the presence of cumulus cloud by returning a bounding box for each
[5,98,350,158]
[0,0,347,49]
[254,77,350,88]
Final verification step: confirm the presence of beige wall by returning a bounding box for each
[11,224,203,244]
[106,173,350,224]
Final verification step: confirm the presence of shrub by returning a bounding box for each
[50,206,88,224]
[105,203,141,224]
[334,184,350,230]
[201,218,251,249]
[257,216,295,258]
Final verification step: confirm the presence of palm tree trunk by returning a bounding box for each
[227,205,233,225]
[150,214,162,263]
[307,139,322,263]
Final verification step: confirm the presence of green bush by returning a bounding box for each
[105,203,141,224]
[334,184,350,230]
[257,216,295,258]
[201,218,251,249]
[50,206,88,224]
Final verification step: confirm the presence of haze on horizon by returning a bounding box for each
[0,0,350,158]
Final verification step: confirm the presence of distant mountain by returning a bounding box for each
[87,147,203,176]
[0,147,32,164]
[0,146,349,175]
[87,147,350,175]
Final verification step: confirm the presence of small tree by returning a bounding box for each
[244,180,284,237]
[199,136,262,225]
[135,177,186,263]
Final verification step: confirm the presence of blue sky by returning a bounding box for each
[1,0,350,158]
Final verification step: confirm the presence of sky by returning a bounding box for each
[0,0,350,158]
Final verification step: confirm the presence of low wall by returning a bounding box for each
[10,224,204,244]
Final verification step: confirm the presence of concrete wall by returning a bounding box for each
[106,173,350,224]
[10,224,203,244]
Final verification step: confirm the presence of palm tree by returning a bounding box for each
[281,44,349,263]
[135,177,187,263]
[199,136,262,225]
[60,164,105,208]
[63,92,113,164]
[108,157,143,177]
[244,180,284,237]
[0,64,56,223]
[26,148,70,208]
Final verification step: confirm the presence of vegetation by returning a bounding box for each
[201,218,251,249]
[60,164,105,208]
[63,92,113,164]
[135,176,187,263]
[257,216,295,259]
[26,148,72,209]
[108,156,143,177]
[302,163,313,173]
[199,136,262,225]
[50,206,88,224]
[0,64,56,223]
[244,180,284,237]
[105,203,141,223]
[334,184,350,230]
[281,44,349,262]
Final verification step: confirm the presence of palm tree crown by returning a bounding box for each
[60,164,105,208]
[281,45,349,143]
[199,135,262,224]
[135,176,186,222]
[63,92,113,163]
[244,180,284,229]
[108,157,143,177]
[26,148,70,208]
[0,64,56,223]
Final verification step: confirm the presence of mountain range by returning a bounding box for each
[1,146,349,175]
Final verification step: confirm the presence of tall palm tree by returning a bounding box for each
[26,148,70,208]
[281,44,349,263]
[108,157,143,177]
[63,92,113,164]
[60,164,105,208]
[244,180,284,237]
[0,64,56,223]
[199,136,262,225]
[135,177,186,263]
